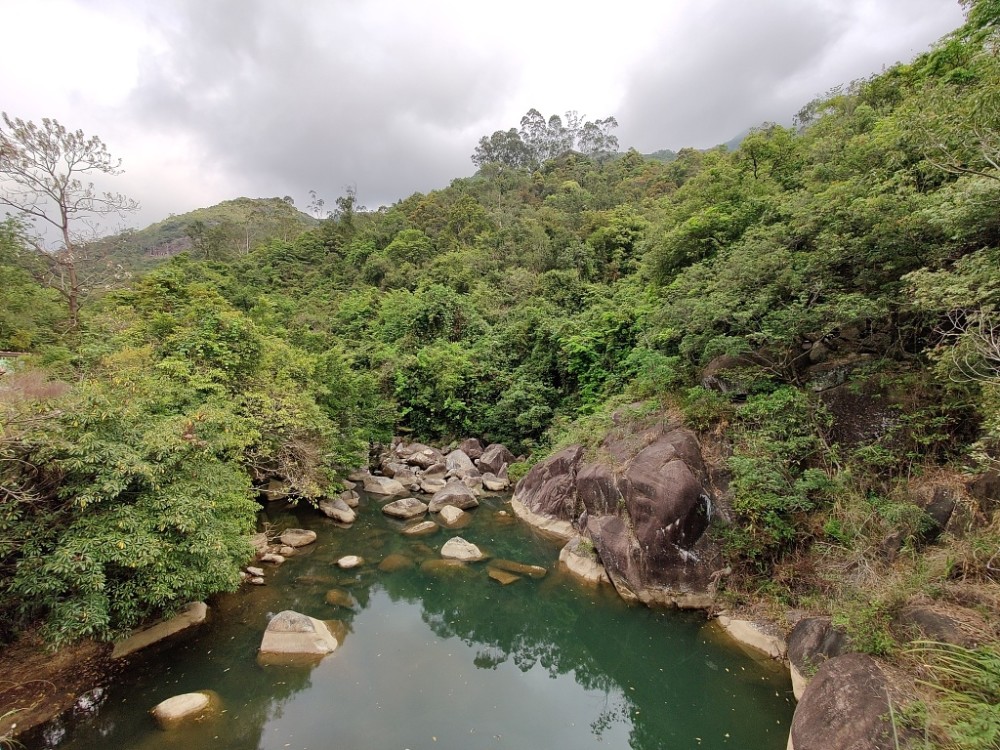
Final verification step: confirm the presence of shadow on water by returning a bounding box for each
[23,492,794,750]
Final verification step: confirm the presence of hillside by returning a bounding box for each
[1,4,999,747]
[103,196,317,269]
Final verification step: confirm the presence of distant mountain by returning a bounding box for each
[104,197,317,270]
[644,149,678,163]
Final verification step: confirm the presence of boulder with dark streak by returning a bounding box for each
[512,415,719,606]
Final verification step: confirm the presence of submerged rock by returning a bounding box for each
[325,588,357,609]
[490,559,547,578]
[151,690,219,729]
[402,520,439,537]
[488,567,521,585]
[437,505,468,528]
[378,553,415,572]
[336,555,363,569]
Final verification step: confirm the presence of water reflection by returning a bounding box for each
[24,493,793,750]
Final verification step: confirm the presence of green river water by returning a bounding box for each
[24,493,794,750]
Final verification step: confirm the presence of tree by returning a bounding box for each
[0,113,139,327]
[471,128,536,170]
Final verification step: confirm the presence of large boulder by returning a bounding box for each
[441,537,486,562]
[445,450,478,478]
[515,418,716,605]
[258,610,338,659]
[788,654,901,750]
[787,617,851,700]
[382,497,429,520]
[456,438,484,460]
[398,443,445,469]
[280,528,317,548]
[319,498,356,524]
[478,443,515,475]
[428,479,480,512]
[363,474,407,496]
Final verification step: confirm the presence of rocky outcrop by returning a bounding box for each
[716,616,786,660]
[513,416,719,606]
[788,654,900,750]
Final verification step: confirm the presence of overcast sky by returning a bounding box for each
[2,0,966,231]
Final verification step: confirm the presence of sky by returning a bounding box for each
[2,0,967,232]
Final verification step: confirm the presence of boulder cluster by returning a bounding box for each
[357,438,517,503]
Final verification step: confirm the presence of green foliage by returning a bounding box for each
[911,641,1000,749]
[724,388,833,564]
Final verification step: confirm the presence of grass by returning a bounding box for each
[908,640,1000,750]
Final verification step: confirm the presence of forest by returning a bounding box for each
[1,3,999,747]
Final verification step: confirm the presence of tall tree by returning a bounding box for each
[0,113,139,326]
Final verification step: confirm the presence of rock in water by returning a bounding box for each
[378,553,414,572]
[437,505,467,528]
[488,567,521,585]
[490,559,547,578]
[402,520,439,537]
[428,479,479,512]
[336,555,363,569]
[319,497,357,524]
[259,610,338,657]
[325,588,357,609]
[382,497,429,519]
[441,536,486,562]
[363,474,406,496]
[279,528,317,548]
[151,691,219,729]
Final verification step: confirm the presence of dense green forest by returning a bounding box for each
[1,6,998,735]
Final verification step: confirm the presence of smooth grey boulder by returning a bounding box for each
[428,479,479,512]
[363,475,406,496]
[382,497,429,520]
[481,472,509,491]
[441,536,486,562]
[319,497,357,524]
[445,449,477,478]
[258,610,338,657]
[279,528,317,548]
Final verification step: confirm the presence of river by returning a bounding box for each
[23,492,794,750]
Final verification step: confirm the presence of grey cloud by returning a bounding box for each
[618,0,964,152]
[129,0,516,208]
